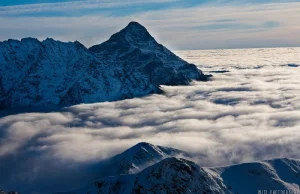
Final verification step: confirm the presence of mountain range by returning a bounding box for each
[0,21,210,108]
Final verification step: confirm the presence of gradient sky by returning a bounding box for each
[0,0,300,49]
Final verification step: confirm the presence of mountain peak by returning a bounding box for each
[131,142,153,149]
[105,21,155,45]
[21,37,39,43]
[125,21,147,31]
[122,142,184,158]
[120,142,164,159]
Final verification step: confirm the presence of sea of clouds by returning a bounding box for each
[0,47,299,193]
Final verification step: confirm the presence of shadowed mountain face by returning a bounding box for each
[0,22,209,109]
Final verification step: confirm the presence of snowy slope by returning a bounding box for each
[0,22,209,108]
[59,143,300,194]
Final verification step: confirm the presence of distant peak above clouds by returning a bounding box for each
[98,21,156,47]
[126,21,147,29]
[124,21,150,34]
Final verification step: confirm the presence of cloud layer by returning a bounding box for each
[0,48,300,193]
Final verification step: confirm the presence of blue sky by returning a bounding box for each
[0,0,300,49]
[0,0,65,6]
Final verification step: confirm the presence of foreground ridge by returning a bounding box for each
[57,142,300,194]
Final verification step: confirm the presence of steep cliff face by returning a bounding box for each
[0,22,208,108]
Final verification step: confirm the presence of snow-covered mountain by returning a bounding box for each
[0,22,209,108]
[60,143,300,194]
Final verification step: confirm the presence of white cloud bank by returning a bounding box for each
[0,48,300,192]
